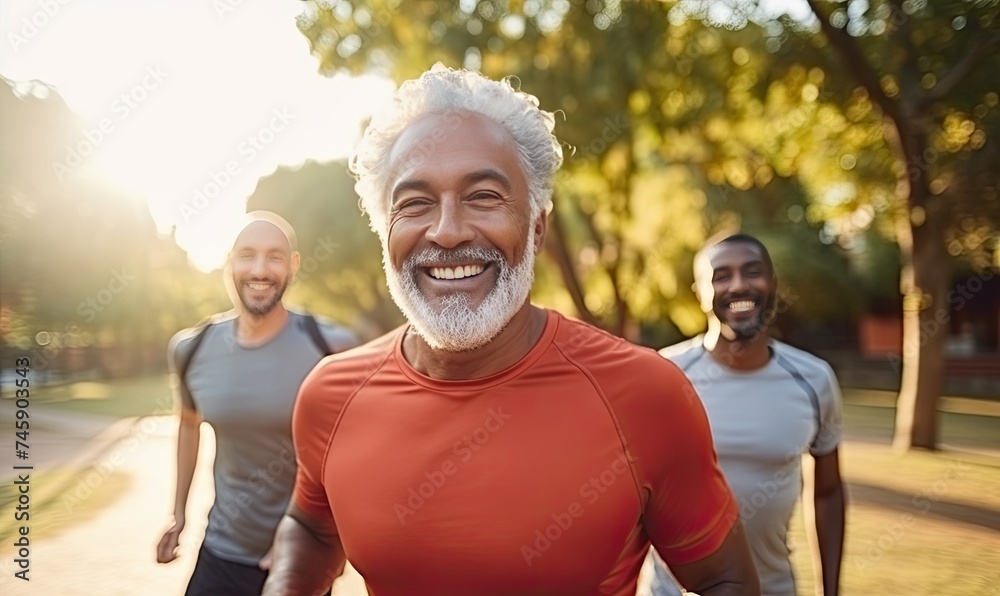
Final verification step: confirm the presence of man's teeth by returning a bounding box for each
[429,264,485,280]
[248,282,272,291]
[729,300,755,313]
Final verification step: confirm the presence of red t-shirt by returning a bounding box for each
[293,310,737,595]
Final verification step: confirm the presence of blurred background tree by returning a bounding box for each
[0,77,229,378]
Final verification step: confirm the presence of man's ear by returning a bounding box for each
[532,209,548,253]
[290,251,301,280]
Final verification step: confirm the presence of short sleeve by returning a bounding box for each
[639,361,739,566]
[291,363,340,524]
[809,364,843,456]
[167,329,198,412]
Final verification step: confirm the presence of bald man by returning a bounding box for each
[157,212,357,595]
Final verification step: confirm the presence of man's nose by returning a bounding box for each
[729,273,748,293]
[426,198,475,248]
[250,256,268,276]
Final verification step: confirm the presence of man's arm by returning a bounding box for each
[810,447,846,595]
[668,521,760,596]
[156,404,201,563]
[261,502,346,596]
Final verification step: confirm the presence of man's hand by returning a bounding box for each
[259,546,273,571]
[156,516,185,563]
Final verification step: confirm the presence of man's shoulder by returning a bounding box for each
[288,309,360,353]
[302,325,402,391]
[549,311,686,381]
[770,339,835,377]
[168,311,237,356]
[658,336,705,362]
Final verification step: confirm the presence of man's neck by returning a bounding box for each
[703,319,771,371]
[236,305,289,347]
[402,304,548,381]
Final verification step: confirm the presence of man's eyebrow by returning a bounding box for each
[391,168,514,205]
[234,246,288,254]
[391,179,433,204]
[463,168,512,193]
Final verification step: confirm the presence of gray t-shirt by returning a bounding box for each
[651,337,843,596]
[169,310,357,565]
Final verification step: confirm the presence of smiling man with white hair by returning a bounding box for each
[262,65,760,596]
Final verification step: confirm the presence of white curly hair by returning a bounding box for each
[349,64,563,242]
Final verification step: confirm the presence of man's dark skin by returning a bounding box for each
[694,239,846,594]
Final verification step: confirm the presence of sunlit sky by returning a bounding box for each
[1,0,394,271]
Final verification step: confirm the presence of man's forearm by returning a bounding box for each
[172,413,201,517]
[815,486,846,595]
[262,514,346,596]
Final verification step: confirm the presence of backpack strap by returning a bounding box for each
[301,313,333,357]
[178,313,334,410]
[176,316,216,412]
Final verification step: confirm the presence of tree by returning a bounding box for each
[645,0,999,450]
[770,0,999,449]
[0,76,227,377]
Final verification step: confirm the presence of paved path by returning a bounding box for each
[0,414,366,596]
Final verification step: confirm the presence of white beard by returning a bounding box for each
[384,239,536,352]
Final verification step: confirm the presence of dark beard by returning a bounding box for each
[727,294,776,340]
[238,279,287,316]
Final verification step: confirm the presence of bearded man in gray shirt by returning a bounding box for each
[156,211,357,595]
[651,233,846,596]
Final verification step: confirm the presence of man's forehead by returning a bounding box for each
[388,112,517,178]
[708,242,766,267]
[232,220,291,251]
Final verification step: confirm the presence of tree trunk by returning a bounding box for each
[893,198,949,450]
[543,202,602,329]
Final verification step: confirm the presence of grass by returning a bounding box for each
[787,443,1000,595]
[0,466,131,549]
[15,374,174,418]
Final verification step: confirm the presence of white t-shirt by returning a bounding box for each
[651,337,843,596]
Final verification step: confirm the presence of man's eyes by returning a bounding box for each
[469,191,501,201]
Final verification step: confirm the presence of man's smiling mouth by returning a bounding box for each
[429,264,486,280]
[728,299,756,313]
